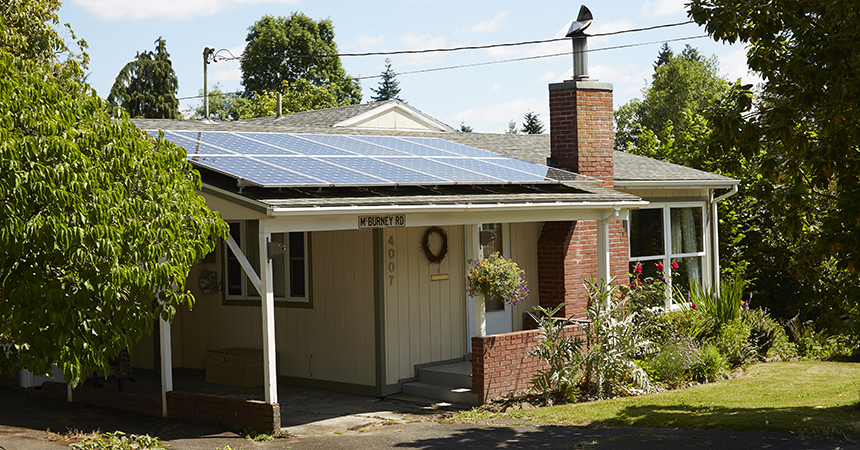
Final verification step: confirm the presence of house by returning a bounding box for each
[34,77,736,432]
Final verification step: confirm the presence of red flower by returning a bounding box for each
[630,282,637,289]
[637,279,643,286]
[671,261,679,270]
[656,262,664,271]
[634,263,642,275]
[691,303,696,309]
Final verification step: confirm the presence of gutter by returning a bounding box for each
[709,184,739,294]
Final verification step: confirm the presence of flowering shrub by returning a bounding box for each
[622,261,678,309]
[466,252,528,306]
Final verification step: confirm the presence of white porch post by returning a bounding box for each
[258,226,278,405]
[465,224,485,341]
[597,215,612,309]
[159,316,173,417]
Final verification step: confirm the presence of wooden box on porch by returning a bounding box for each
[205,348,278,388]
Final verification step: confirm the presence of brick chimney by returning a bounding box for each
[537,79,627,319]
[546,80,615,187]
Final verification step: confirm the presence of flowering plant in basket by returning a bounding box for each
[466,252,529,305]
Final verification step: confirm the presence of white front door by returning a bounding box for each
[481,223,513,335]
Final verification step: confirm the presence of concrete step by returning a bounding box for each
[416,361,472,387]
[401,381,479,406]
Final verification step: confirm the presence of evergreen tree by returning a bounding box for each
[654,43,673,67]
[505,119,519,134]
[370,58,402,102]
[521,110,545,134]
[459,122,473,133]
[108,37,180,119]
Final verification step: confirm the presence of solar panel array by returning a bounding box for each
[146,130,591,188]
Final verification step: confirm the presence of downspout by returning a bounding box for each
[710,185,738,294]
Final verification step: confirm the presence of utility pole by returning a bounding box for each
[203,47,215,119]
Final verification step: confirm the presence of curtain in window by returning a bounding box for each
[671,208,701,287]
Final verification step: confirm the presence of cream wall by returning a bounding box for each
[509,222,542,331]
[383,226,466,384]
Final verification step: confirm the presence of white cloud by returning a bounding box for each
[459,11,509,34]
[209,45,246,85]
[397,33,448,66]
[536,71,558,84]
[721,47,763,87]
[71,0,300,21]
[640,0,687,18]
[488,84,501,94]
[589,20,636,44]
[355,34,387,50]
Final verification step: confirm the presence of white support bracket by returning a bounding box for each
[225,235,262,296]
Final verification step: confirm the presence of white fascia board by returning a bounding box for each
[262,200,649,233]
[615,179,739,190]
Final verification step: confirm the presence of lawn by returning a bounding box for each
[459,362,860,435]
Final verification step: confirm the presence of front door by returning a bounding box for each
[481,223,513,335]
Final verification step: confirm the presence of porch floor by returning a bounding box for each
[77,368,437,434]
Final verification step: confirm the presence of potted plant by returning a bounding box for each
[466,252,529,305]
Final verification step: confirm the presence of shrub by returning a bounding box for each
[690,275,745,327]
[714,318,757,367]
[648,335,701,387]
[691,343,727,382]
[581,278,652,398]
[743,307,794,361]
[527,303,582,405]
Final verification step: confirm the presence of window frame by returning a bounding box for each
[625,202,709,307]
[222,221,312,308]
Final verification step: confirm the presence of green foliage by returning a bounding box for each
[108,37,179,119]
[581,278,652,398]
[369,58,401,102]
[521,110,545,135]
[466,252,528,306]
[743,307,794,361]
[654,42,673,67]
[70,431,163,450]
[689,275,745,327]
[688,0,860,318]
[713,318,757,367]
[693,343,727,382]
[527,304,583,405]
[648,335,701,387]
[190,80,338,120]
[459,122,473,133]
[240,12,361,106]
[0,0,89,75]
[615,44,729,162]
[504,119,518,134]
[0,35,227,383]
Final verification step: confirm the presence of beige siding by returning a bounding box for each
[134,229,377,388]
[618,188,709,199]
[384,226,466,384]
[509,222,542,331]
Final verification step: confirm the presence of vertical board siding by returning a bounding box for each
[510,222,542,331]
[155,229,377,388]
[384,226,466,384]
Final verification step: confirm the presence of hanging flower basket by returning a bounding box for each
[466,252,529,306]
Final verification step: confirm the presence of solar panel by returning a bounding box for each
[146,130,592,188]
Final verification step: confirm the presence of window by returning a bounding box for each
[626,204,707,301]
[480,223,508,312]
[223,221,310,306]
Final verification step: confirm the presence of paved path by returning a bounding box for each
[1,385,857,450]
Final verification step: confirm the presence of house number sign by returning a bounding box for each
[358,215,406,229]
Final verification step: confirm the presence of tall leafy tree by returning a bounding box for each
[108,37,180,119]
[240,12,361,106]
[370,58,402,102]
[615,44,730,167]
[687,0,860,324]
[0,4,227,383]
[521,110,545,134]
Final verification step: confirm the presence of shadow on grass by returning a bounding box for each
[590,403,860,435]
[392,424,853,450]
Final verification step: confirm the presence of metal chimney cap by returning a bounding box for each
[566,5,593,37]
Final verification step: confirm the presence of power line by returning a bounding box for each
[211,20,696,62]
[179,32,708,102]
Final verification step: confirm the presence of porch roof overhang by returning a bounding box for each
[201,182,649,233]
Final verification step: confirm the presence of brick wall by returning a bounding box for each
[37,382,280,432]
[471,325,582,403]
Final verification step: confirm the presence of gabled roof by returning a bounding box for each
[242,100,456,132]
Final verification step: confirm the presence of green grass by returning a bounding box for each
[459,362,860,435]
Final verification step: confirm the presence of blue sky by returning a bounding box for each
[58,0,759,133]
